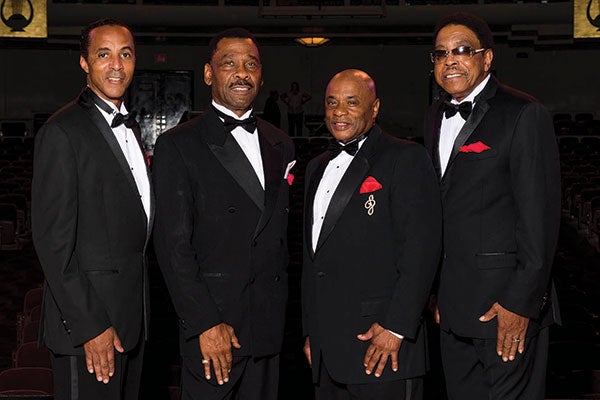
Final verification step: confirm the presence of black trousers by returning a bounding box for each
[314,358,423,400]
[50,341,144,400]
[440,327,549,400]
[181,354,279,400]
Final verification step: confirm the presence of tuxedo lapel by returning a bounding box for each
[78,89,146,223]
[429,101,445,181]
[204,109,265,211]
[441,77,497,181]
[315,126,381,252]
[305,153,329,260]
[253,120,284,238]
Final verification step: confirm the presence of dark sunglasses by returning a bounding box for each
[430,46,487,64]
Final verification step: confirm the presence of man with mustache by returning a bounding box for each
[152,28,294,400]
[32,18,152,399]
[302,69,441,400]
[424,12,561,400]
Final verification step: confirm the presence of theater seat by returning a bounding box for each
[0,367,53,395]
[14,342,51,369]
[19,320,40,346]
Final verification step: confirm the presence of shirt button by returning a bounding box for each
[317,271,325,278]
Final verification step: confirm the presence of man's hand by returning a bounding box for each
[198,323,241,385]
[357,322,402,377]
[303,336,312,367]
[429,294,440,324]
[479,302,529,362]
[83,326,124,384]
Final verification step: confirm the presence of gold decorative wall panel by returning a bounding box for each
[574,0,600,38]
[0,0,46,38]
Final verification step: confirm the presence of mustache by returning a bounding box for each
[106,73,125,79]
[230,79,253,88]
[443,66,466,75]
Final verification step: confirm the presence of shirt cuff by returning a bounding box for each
[388,329,404,339]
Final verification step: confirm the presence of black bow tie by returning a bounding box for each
[111,112,138,129]
[86,88,138,129]
[327,133,368,160]
[213,106,257,134]
[443,101,472,120]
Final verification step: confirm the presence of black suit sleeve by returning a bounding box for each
[499,102,561,318]
[383,144,443,338]
[32,124,111,347]
[152,133,222,340]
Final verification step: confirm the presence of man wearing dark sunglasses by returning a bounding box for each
[423,12,561,400]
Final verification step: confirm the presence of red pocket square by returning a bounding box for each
[286,173,295,186]
[359,176,382,194]
[459,141,491,153]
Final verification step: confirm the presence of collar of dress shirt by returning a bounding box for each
[449,73,490,106]
[337,129,370,150]
[89,86,128,115]
[212,100,252,120]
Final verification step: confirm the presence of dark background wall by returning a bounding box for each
[2,42,599,137]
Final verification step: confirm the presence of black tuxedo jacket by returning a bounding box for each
[32,88,153,355]
[152,108,294,358]
[302,126,442,384]
[424,77,561,339]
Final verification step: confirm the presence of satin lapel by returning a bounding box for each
[315,127,380,252]
[131,120,154,236]
[429,101,445,181]
[205,110,265,211]
[444,78,497,176]
[130,120,144,150]
[253,120,283,238]
[305,153,329,260]
[78,90,144,217]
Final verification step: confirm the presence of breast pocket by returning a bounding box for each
[463,148,498,160]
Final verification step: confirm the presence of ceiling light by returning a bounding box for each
[295,37,330,47]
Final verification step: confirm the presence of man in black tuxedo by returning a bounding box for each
[302,69,442,400]
[152,28,294,400]
[32,18,152,400]
[424,12,561,400]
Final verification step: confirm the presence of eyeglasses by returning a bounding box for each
[430,46,487,64]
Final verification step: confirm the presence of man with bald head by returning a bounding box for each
[301,69,442,399]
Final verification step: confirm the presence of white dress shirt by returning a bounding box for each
[213,101,265,190]
[312,142,361,252]
[439,74,490,176]
[95,99,151,223]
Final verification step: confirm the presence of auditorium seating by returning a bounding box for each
[0,135,34,252]
[13,342,51,369]
[0,203,20,251]
[0,367,53,395]
[22,287,43,319]
[550,111,600,397]
[19,320,40,347]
